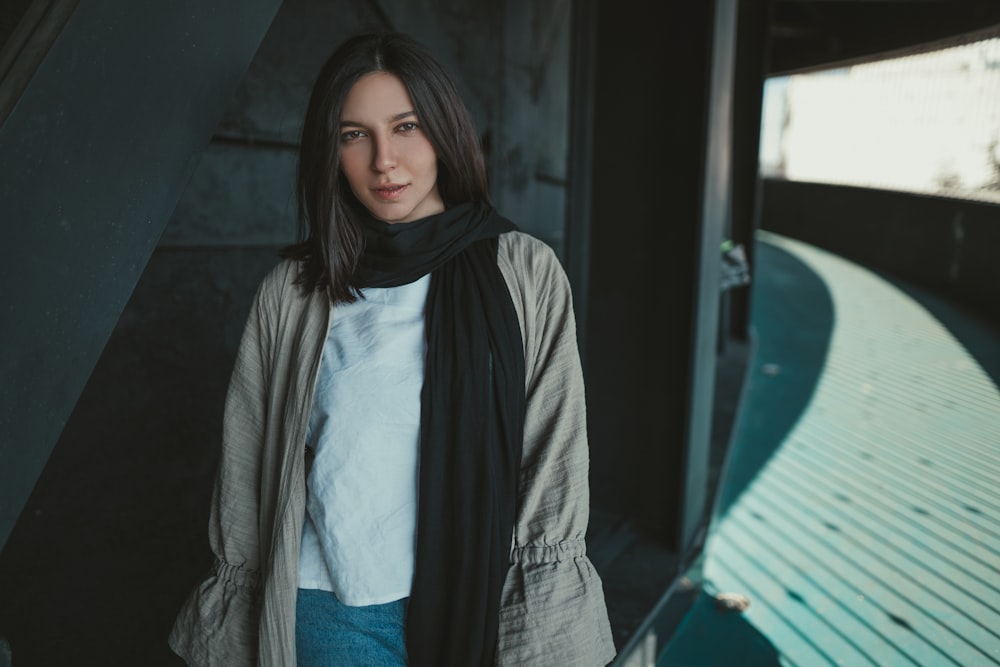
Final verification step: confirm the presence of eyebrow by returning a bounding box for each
[340,110,416,127]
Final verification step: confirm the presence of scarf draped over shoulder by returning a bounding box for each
[355,201,525,667]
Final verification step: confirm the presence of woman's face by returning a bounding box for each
[338,72,445,223]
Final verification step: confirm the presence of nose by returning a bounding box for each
[371,136,396,172]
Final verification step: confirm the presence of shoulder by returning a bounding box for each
[495,231,577,361]
[242,258,327,354]
[497,231,567,293]
[498,230,559,268]
[258,258,300,295]
[254,258,313,311]
[497,230,572,303]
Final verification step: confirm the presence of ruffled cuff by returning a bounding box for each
[167,559,260,666]
[497,540,617,666]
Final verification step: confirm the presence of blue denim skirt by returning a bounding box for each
[295,588,409,666]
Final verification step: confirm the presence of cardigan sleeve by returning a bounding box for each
[495,233,617,666]
[168,273,278,666]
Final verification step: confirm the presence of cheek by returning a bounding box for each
[417,144,439,179]
[339,151,367,188]
[423,158,439,182]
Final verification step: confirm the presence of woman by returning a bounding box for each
[169,32,615,666]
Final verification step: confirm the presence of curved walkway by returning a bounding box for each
[662,231,1000,666]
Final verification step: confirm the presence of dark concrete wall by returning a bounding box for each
[583,3,754,657]
[0,251,272,665]
[0,0,283,554]
[761,179,1000,326]
[586,0,721,543]
[0,0,285,659]
[160,0,574,256]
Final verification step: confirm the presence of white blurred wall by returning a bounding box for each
[759,36,1000,203]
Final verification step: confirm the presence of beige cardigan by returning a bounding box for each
[168,231,616,666]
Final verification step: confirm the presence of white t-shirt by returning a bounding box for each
[297,274,429,606]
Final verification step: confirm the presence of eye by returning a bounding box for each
[396,121,419,133]
[340,129,366,143]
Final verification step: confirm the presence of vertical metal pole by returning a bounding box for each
[678,0,738,554]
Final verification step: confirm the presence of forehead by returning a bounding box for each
[341,72,414,122]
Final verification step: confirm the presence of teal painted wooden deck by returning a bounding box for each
[659,231,1000,666]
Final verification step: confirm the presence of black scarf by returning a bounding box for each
[355,201,526,666]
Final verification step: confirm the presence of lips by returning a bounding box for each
[372,183,408,200]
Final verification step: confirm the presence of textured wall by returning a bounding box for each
[162,0,572,253]
[761,179,1000,326]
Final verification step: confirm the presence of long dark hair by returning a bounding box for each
[283,32,490,304]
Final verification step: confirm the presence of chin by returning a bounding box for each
[370,207,414,224]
